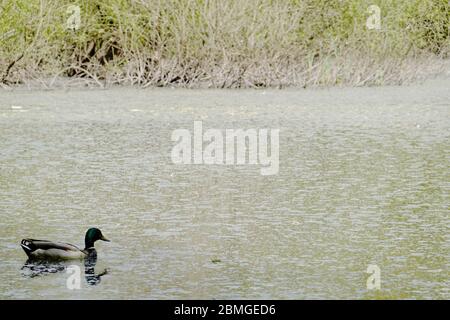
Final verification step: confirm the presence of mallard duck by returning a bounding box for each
[20,228,110,260]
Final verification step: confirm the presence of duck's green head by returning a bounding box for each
[85,228,110,249]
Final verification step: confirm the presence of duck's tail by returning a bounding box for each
[20,239,36,257]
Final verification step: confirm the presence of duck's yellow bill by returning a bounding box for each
[100,235,110,242]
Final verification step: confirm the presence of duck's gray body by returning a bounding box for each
[21,239,87,260]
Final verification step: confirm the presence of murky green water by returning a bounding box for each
[0,80,449,299]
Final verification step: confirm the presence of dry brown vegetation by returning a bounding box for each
[0,0,449,88]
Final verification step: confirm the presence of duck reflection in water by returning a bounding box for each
[84,249,108,285]
[21,250,108,286]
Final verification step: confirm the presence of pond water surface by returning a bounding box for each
[0,80,449,299]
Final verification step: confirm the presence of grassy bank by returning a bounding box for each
[0,0,449,88]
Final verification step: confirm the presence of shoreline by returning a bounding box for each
[1,75,449,109]
[1,57,449,91]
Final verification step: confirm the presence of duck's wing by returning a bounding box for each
[21,239,82,257]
